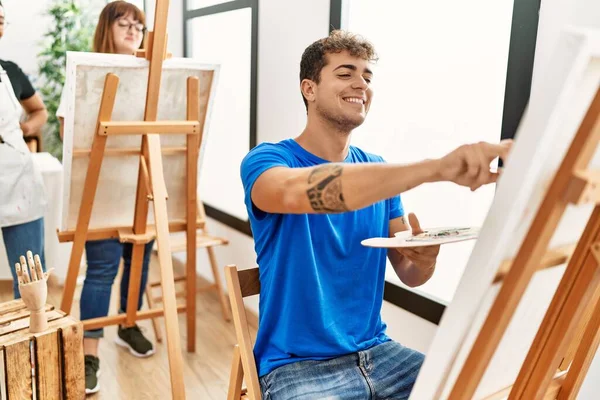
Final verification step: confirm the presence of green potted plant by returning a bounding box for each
[37,0,93,160]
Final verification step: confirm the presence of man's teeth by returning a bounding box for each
[344,98,364,104]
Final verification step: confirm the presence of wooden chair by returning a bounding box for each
[146,200,231,343]
[225,264,261,400]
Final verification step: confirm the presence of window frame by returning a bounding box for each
[183,0,258,235]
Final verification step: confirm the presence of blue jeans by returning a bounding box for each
[81,239,154,338]
[2,217,45,299]
[260,341,424,400]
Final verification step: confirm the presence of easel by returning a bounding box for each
[146,198,231,344]
[57,1,199,398]
[446,87,600,399]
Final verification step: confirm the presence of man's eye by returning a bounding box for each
[338,74,351,78]
[364,78,372,84]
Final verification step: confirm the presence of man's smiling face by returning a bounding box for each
[306,50,374,131]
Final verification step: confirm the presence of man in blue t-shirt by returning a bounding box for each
[241,30,512,399]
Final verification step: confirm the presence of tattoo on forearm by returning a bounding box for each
[306,165,349,213]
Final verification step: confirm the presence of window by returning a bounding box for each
[184,0,258,234]
[129,0,145,10]
[330,0,538,319]
[186,0,236,10]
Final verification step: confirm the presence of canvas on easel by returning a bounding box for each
[410,27,600,399]
[59,53,218,232]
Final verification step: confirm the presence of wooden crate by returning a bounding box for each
[0,300,84,399]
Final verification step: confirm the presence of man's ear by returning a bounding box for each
[300,79,317,103]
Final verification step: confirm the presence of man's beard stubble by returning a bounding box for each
[316,103,365,134]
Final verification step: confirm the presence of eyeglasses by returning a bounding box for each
[116,19,145,33]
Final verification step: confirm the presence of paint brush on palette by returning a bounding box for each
[362,226,480,248]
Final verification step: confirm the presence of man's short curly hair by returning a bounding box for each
[299,30,378,109]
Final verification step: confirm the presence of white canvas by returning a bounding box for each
[60,52,219,231]
[410,27,600,399]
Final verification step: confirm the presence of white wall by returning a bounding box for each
[0,0,52,77]
[254,0,329,144]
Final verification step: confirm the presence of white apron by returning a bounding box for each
[0,64,46,227]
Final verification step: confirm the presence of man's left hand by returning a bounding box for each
[395,213,440,271]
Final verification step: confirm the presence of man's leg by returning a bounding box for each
[259,353,370,400]
[366,340,425,400]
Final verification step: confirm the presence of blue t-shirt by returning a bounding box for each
[240,138,404,377]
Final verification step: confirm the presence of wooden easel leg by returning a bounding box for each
[558,285,600,400]
[186,225,197,353]
[227,345,244,400]
[125,244,146,327]
[148,134,186,399]
[509,207,600,399]
[186,77,200,353]
[61,74,119,313]
[207,246,232,322]
[132,0,186,394]
[145,286,163,342]
[196,200,231,322]
[185,234,197,353]
[558,283,600,371]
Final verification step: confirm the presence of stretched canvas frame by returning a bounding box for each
[60,52,219,231]
[411,27,600,399]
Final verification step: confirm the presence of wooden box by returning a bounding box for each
[0,300,84,399]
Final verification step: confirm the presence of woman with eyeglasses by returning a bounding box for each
[56,1,153,395]
[0,1,49,298]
